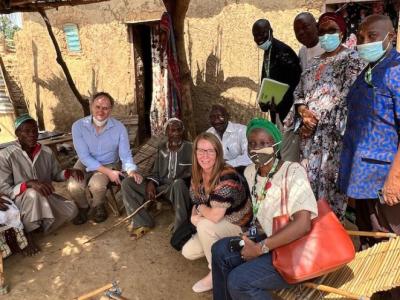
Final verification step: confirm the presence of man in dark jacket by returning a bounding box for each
[252,19,302,124]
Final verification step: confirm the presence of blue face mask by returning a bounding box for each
[258,31,272,51]
[319,33,341,52]
[357,34,389,63]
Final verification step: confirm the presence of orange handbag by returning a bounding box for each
[272,165,355,284]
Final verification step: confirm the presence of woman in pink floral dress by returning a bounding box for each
[284,12,365,220]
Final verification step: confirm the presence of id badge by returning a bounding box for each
[249,223,257,237]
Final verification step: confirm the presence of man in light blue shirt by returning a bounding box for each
[68,92,142,224]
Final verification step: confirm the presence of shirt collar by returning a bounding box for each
[16,142,41,159]
[225,121,235,133]
[83,115,116,130]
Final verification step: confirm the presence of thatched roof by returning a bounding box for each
[0,0,108,13]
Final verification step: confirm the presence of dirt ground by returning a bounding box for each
[2,183,212,300]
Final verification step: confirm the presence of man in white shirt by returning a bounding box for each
[294,12,325,71]
[206,105,251,173]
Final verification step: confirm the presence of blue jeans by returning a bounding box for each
[212,237,291,300]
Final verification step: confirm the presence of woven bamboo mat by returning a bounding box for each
[133,136,165,177]
[276,237,400,299]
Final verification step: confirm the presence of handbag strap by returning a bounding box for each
[280,162,295,216]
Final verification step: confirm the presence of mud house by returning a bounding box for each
[6,0,394,141]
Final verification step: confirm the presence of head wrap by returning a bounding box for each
[318,12,347,36]
[246,118,282,148]
[14,114,35,130]
[164,117,184,134]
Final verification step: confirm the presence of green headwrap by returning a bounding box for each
[246,118,282,148]
[15,114,35,130]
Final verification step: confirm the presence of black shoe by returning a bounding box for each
[73,207,89,225]
[93,204,108,223]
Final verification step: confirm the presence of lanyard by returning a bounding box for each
[263,46,273,79]
[251,158,279,220]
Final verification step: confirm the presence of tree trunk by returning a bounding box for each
[38,9,90,116]
[164,0,196,139]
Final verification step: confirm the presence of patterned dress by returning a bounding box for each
[284,48,366,220]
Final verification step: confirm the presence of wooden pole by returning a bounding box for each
[38,9,90,116]
[303,282,370,300]
[76,283,114,300]
[347,230,397,239]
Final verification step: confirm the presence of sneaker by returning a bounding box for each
[93,204,108,223]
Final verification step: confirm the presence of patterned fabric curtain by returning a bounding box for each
[149,12,182,136]
[150,24,168,136]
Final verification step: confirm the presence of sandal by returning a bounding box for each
[130,226,151,240]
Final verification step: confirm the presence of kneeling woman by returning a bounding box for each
[212,118,318,300]
[182,132,252,293]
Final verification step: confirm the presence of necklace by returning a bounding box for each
[251,158,279,218]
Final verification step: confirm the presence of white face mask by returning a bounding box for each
[93,117,108,127]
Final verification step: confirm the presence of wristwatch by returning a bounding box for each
[259,240,270,254]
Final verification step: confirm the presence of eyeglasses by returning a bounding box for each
[196,148,217,156]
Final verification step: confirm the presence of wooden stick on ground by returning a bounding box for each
[76,283,114,300]
[303,282,370,300]
[83,191,166,244]
[347,230,397,239]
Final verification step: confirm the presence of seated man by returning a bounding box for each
[0,115,81,252]
[68,92,142,224]
[121,118,192,239]
[206,104,251,174]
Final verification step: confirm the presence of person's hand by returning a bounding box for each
[145,181,157,201]
[298,106,318,130]
[0,195,10,211]
[382,174,400,206]
[240,235,262,261]
[67,168,84,181]
[299,126,314,139]
[259,102,270,112]
[106,169,124,185]
[26,180,55,197]
[128,171,143,185]
[191,213,203,226]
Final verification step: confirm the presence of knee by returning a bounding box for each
[182,241,199,260]
[171,179,188,193]
[211,237,231,265]
[24,188,41,202]
[196,218,216,235]
[67,178,85,193]
[88,178,107,193]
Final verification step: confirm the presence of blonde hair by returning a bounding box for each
[191,132,231,196]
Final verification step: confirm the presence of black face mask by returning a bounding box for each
[248,142,280,167]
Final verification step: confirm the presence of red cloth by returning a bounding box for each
[318,12,347,36]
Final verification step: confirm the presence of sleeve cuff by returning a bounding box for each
[13,182,27,197]
[147,177,159,186]
[124,164,138,173]
[63,169,71,180]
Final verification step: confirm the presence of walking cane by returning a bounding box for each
[83,191,165,244]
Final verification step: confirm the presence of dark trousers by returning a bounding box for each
[211,237,290,300]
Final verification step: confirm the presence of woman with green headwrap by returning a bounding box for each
[211,118,318,300]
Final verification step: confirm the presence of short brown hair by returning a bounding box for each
[91,92,115,107]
